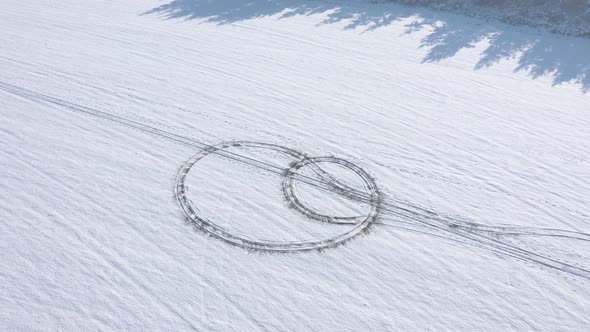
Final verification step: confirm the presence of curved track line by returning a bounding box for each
[175,141,381,252]
[2,81,588,279]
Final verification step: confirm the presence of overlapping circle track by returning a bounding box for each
[175,141,381,252]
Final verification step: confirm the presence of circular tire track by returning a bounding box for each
[175,141,381,252]
[282,156,381,225]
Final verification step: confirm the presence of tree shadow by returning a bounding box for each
[144,0,590,93]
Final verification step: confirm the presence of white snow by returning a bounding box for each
[1,0,589,330]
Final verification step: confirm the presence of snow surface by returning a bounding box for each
[1,0,590,330]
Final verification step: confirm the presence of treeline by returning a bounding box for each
[389,0,590,36]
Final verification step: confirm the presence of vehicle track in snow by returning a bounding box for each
[175,141,381,252]
[1,81,589,279]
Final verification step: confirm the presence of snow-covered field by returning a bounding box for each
[1,0,590,330]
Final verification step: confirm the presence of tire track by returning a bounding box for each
[2,81,588,279]
[176,141,380,252]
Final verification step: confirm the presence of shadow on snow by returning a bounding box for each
[144,0,590,93]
